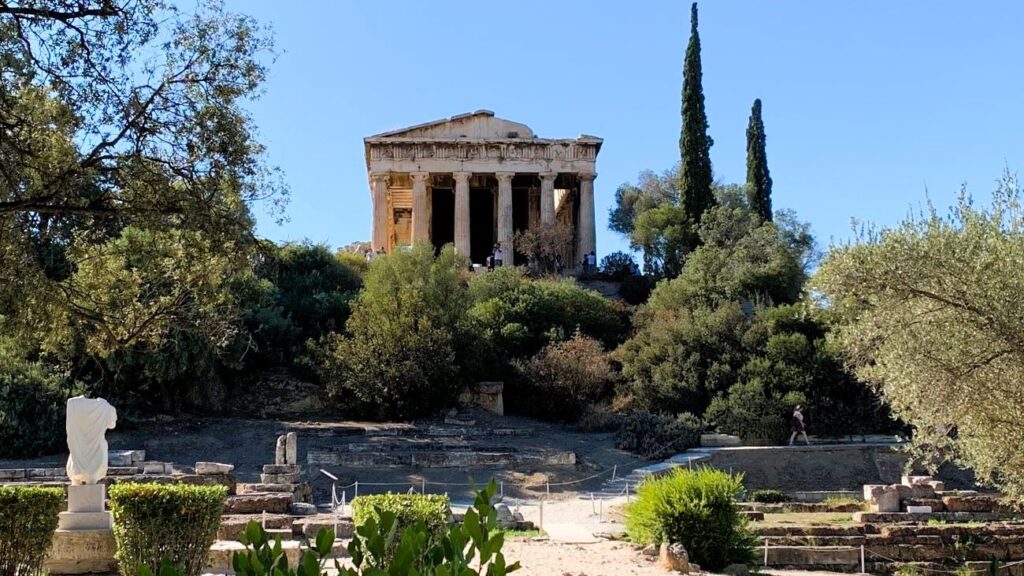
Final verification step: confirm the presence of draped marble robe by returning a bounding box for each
[65,396,117,485]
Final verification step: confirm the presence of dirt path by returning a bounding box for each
[502,539,667,576]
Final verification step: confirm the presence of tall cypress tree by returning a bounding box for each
[745,98,773,221]
[679,2,716,227]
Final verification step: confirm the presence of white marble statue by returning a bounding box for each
[65,396,117,485]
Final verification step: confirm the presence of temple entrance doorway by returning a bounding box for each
[431,188,454,254]
[469,188,495,264]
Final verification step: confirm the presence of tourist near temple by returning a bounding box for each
[364,110,602,268]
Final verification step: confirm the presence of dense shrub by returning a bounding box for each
[704,380,804,445]
[351,493,451,564]
[313,245,470,420]
[515,333,614,422]
[619,274,654,305]
[625,467,756,571]
[0,486,64,576]
[750,489,787,503]
[600,251,641,281]
[108,483,227,576]
[0,352,73,458]
[614,411,701,459]
[576,405,624,432]
[468,274,631,359]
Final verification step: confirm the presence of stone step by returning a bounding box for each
[758,535,868,546]
[218,514,293,541]
[237,483,298,494]
[292,515,355,539]
[765,545,860,569]
[754,525,866,537]
[224,493,294,515]
[206,539,348,573]
[307,449,575,468]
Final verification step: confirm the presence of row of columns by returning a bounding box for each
[372,171,596,264]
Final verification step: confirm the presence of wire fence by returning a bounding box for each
[759,538,1024,574]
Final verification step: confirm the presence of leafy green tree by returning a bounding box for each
[679,2,716,228]
[608,165,681,238]
[646,205,809,311]
[242,242,362,368]
[0,1,282,353]
[815,174,1024,496]
[468,272,630,360]
[745,99,773,221]
[618,197,886,438]
[312,244,471,420]
[631,204,694,279]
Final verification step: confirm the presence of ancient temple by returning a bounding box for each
[364,110,601,267]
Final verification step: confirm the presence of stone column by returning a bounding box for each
[370,172,389,252]
[539,172,557,225]
[453,171,471,257]
[496,172,514,263]
[577,172,597,265]
[411,171,430,245]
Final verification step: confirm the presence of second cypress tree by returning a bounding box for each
[679,2,716,229]
[745,98,773,221]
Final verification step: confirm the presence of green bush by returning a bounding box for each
[0,352,73,458]
[351,493,450,564]
[704,380,804,445]
[614,411,701,459]
[468,275,631,359]
[313,244,470,420]
[599,251,641,281]
[750,489,787,503]
[516,333,615,422]
[576,405,624,432]
[108,483,227,576]
[0,486,64,576]
[625,467,756,571]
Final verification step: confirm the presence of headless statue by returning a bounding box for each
[65,396,117,485]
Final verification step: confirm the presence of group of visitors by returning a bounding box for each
[486,243,505,270]
[580,251,597,274]
[363,247,385,262]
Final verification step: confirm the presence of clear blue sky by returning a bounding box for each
[225,1,1023,256]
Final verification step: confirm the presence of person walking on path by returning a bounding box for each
[789,405,810,446]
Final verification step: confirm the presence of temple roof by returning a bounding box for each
[366,110,538,140]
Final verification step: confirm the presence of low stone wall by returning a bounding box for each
[703,444,976,492]
[755,523,1024,572]
[308,448,575,468]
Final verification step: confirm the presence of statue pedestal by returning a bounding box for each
[58,484,113,530]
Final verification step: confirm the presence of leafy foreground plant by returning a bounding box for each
[232,480,520,576]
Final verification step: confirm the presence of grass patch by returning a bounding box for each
[823,496,859,506]
[497,528,545,539]
[759,512,856,527]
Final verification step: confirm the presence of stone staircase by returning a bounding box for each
[307,423,574,469]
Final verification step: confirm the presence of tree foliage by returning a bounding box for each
[815,174,1024,496]
[745,98,772,222]
[516,333,615,422]
[0,0,282,354]
[618,197,887,439]
[679,2,716,229]
[468,271,630,361]
[313,244,470,420]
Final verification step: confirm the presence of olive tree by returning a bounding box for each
[815,174,1024,497]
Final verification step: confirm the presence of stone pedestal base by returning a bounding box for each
[45,529,117,574]
[58,484,113,530]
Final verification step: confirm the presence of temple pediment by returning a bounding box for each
[368,110,536,141]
